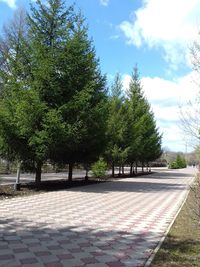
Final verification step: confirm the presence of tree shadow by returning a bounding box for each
[0,216,162,267]
[22,171,192,194]
[0,170,193,198]
[147,171,194,178]
[65,179,190,194]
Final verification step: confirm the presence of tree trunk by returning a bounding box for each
[68,163,73,182]
[146,163,149,172]
[122,165,124,175]
[118,166,121,177]
[135,162,138,174]
[85,168,89,181]
[130,163,133,176]
[112,163,115,177]
[6,160,10,174]
[148,163,151,172]
[35,161,42,184]
[142,162,144,172]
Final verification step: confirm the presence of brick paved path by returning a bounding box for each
[0,168,195,267]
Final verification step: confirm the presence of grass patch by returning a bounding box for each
[151,188,200,267]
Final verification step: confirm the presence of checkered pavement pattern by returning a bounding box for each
[0,169,194,267]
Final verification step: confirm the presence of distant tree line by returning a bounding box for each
[0,0,162,183]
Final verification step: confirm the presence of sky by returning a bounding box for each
[0,0,200,152]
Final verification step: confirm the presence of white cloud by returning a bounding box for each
[122,71,200,151]
[0,0,16,8]
[100,0,109,7]
[119,0,200,69]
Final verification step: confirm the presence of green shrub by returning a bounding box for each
[169,161,178,169]
[91,157,107,178]
[169,155,187,169]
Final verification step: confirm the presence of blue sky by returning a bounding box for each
[0,0,200,152]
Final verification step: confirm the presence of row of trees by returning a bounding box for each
[0,0,162,184]
[106,70,162,176]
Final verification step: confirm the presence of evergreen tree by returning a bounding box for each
[105,73,128,177]
[125,66,146,173]
[28,0,107,181]
[125,66,162,173]
[138,111,162,169]
[0,0,107,183]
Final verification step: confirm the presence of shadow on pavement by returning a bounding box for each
[0,216,161,267]
[69,180,188,194]
[147,171,194,179]
[0,170,194,197]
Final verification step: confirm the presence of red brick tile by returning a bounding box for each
[20,258,38,264]
[0,254,14,260]
[47,245,62,250]
[107,261,125,267]
[34,251,51,256]
[69,248,83,253]
[90,251,106,256]
[45,262,63,267]
[81,257,99,264]
[57,253,74,260]
[13,248,29,253]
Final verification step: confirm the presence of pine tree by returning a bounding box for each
[0,0,108,183]
[28,0,108,181]
[105,73,128,177]
[125,66,162,173]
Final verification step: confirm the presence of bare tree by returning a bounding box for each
[180,32,200,226]
[179,98,200,148]
[179,32,200,149]
[0,8,29,87]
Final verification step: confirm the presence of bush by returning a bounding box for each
[91,157,107,178]
[169,155,187,169]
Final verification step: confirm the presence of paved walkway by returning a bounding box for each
[0,168,195,267]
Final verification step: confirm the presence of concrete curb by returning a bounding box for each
[144,174,196,267]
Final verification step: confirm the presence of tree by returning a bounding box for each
[0,9,34,170]
[0,0,108,183]
[105,73,128,177]
[125,66,148,173]
[0,5,69,184]
[125,66,162,173]
[138,111,162,169]
[28,0,108,181]
[169,154,186,169]
[179,32,200,165]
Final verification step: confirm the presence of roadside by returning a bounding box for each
[0,169,155,201]
[151,173,200,267]
[0,167,167,185]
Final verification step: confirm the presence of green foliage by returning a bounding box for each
[0,0,108,182]
[169,155,187,169]
[91,157,107,178]
[105,73,128,176]
[0,1,162,182]
[195,146,200,162]
[125,66,162,167]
